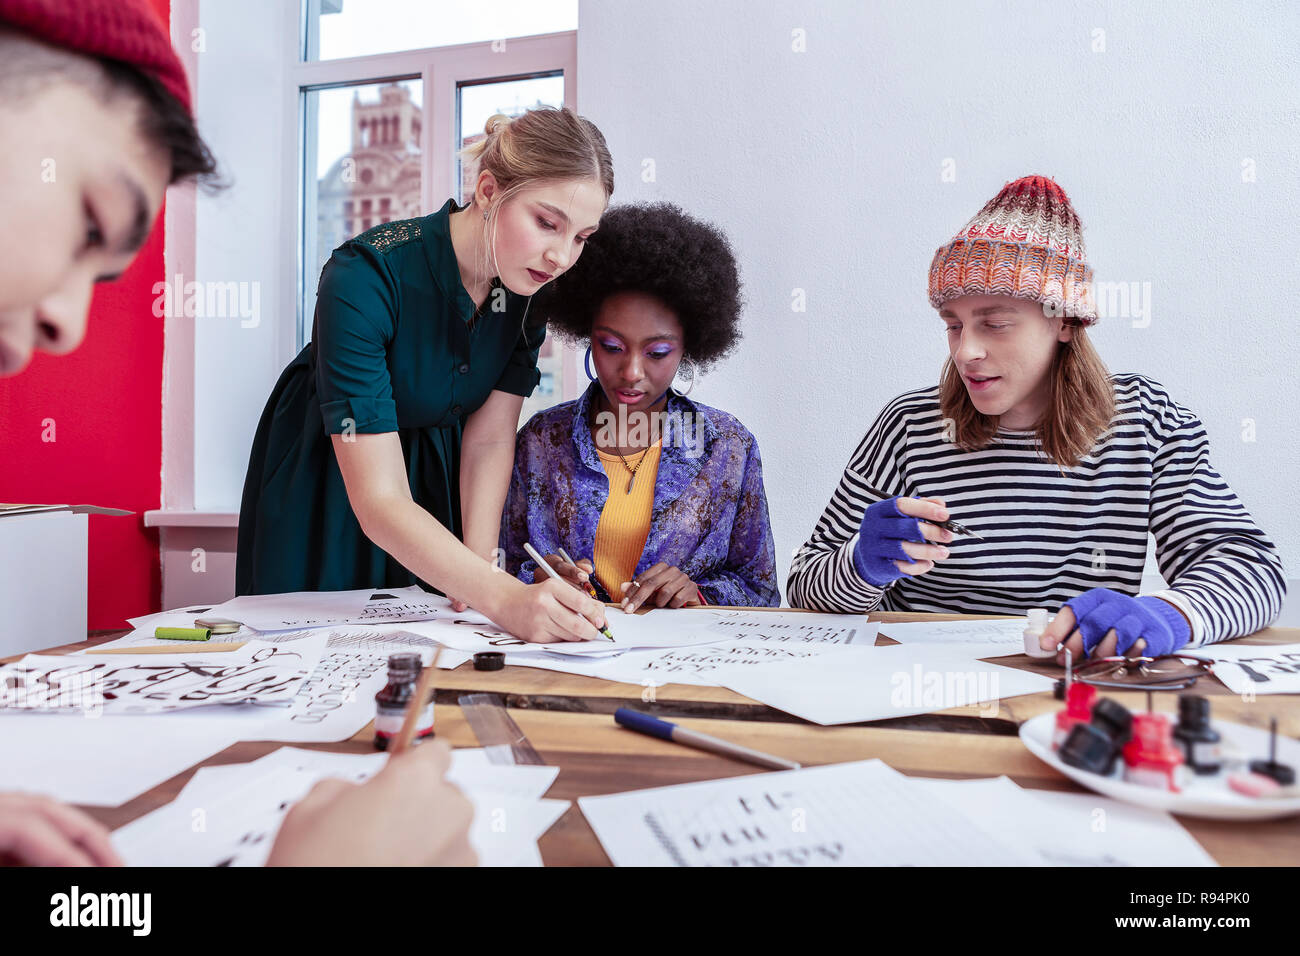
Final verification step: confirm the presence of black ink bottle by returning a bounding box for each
[374,653,432,751]
[1172,695,1221,775]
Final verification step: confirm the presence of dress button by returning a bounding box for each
[451,405,463,416]
[459,363,470,375]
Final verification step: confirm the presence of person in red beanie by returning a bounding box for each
[0,0,474,869]
[0,0,216,373]
[788,175,1285,665]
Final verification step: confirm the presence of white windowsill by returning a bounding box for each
[143,510,240,528]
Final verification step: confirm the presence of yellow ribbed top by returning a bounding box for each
[592,439,662,600]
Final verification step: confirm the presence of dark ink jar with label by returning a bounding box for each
[373,652,433,751]
[1172,695,1221,774]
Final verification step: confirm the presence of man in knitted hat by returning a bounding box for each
[789,175,1285,669]
[0,0,474,868]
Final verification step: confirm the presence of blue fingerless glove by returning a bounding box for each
[852,497,927,588]
[1064,587,1192,657]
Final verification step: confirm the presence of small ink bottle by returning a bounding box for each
[1053,681,1097,750]
[1172,695,1222,775]
[374,652,432,751]
[1023,608,1054,659]
[1122,713,1185,793]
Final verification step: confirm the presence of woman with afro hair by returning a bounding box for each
[499,202,779,609]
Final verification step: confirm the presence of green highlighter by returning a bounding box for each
[154,626,211,641]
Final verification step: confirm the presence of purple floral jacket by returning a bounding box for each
[499,383,780,606]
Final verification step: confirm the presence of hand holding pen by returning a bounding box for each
[528,546,597,596]
[523,542,615,641]
[858,482,983,541]
[853,493,969,588]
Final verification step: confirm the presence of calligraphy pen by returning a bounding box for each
[556,547,601,601]
[523,541,615,641]
[615,708,800,771]
[860,482,983,540]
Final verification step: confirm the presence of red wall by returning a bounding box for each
[0,0,171,631]
[0,221,166,630]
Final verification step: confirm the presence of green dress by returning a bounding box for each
[235,199,544,595]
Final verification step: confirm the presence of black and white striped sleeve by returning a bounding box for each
[787,395,915,612]
[1144,386,1286,645]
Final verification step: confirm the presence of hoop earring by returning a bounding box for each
[584,346,597,382]
[673,361,696,397]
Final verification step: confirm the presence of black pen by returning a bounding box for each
[861,483,984,541]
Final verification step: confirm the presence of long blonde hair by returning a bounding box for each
[938,322,1116,469]
[460,106,613,284]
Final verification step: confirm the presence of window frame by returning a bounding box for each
[288,15,578,353]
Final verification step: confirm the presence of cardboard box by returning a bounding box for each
[0,505,130,658]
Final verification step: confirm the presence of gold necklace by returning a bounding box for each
[616,446,652,494]
[589,397,660,493]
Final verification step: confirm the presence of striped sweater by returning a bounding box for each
[787,374,1286,646]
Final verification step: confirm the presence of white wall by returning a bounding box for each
[192,0,296,510]
[577,0,1300,616]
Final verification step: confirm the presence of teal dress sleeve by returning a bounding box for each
[314,244,400,434]
[492,313,546,398]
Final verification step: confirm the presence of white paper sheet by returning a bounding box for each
[500,650,623,676]
[721,643,1055,724]
[0,638,325,715]
[399,608,729,655]
[201,589,377,631]
[346,585,454,625]
[112,748,387,866]
[228,649,390,742]
[590,607,730,651]
[584,638,850,687]
[579,759,1037,866]
[396,619,539,655]
[0,710,247,807]
[915,776,1216,866]
[1184,642,1300,695]
[876,617,1029,657]
[113,746,565,867]
[464,794,570,867]
[435,650,474,670]
[706,610,879,645]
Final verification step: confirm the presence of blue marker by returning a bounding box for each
[614,708,800,771]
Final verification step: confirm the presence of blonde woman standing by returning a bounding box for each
[237,108,614,643]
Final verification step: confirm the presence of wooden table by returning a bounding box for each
[19,612,1300,866]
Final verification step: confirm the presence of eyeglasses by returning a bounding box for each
[1070,654,1215,690]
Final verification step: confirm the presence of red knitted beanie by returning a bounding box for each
[928,175,1097,325]
[0,0,191,111]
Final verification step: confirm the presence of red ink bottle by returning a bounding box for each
[1052,681,1097,750]
[373,652,432,751]
[1122,712,1185,792]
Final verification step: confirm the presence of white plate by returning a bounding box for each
[1019,711,1300,821]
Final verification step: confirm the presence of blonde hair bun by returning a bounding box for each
[458,106,614,204]
[483,113,513,137]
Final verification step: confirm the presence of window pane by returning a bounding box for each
[455,73,567,426]
[305,79,422,342]
[457,73,565,203]
[307,0,577,62]
[520,337,565,429]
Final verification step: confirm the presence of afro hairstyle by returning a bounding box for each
[532,202,743,370]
